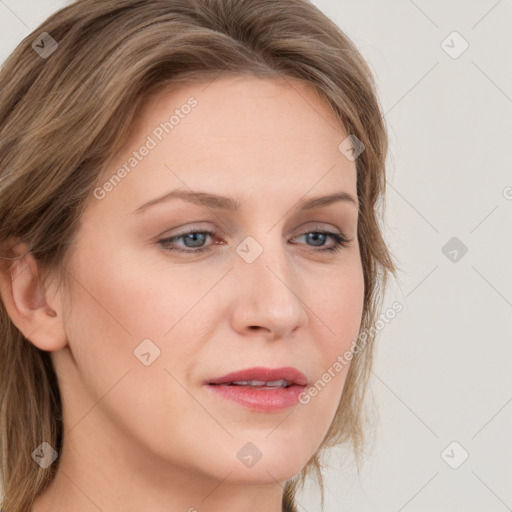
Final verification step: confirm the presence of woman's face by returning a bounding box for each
[53,75,364,486]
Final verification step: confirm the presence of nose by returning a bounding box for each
[229,235,308,340]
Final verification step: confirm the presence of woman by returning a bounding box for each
[0,1,396,511]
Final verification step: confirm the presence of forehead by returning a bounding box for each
[90,75,357,217]
[144,74,346,148]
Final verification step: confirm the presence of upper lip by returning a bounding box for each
[206,366,308,386]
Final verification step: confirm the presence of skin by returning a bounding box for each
[1,75,364,512]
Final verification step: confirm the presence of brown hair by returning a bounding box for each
[0,0,396,510]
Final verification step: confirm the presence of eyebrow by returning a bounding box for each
[131,188,358,215]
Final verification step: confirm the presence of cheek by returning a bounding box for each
[67,242,197,339]
[62,242,216,398]
[315,257,365,355]
[297,259,364,425]
[61,247,209,452]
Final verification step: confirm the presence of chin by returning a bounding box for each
[224,462,306,486]
[226,445,310,484]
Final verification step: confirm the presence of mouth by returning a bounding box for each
[204,366,308,412]
[211,378,295,389]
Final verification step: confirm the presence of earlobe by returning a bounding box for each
[0,241,67,352]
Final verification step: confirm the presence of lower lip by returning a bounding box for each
[205,383,306,412]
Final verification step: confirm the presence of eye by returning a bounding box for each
[157,227,352,255]
[158,228,218,254]
[291,230,351,253]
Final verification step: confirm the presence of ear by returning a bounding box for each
[0,240,67,351]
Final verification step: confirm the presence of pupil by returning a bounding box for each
[185,233,205,248]
[307,233,325,247]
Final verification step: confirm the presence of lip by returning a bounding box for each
[204,366,308,413]
[206,366,308,386]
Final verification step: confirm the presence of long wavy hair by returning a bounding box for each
[0,1,396,511]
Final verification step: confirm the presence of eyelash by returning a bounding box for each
[158,227,352,255]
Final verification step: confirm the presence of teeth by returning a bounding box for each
[228,379,291,387]
[266,379,290,387]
